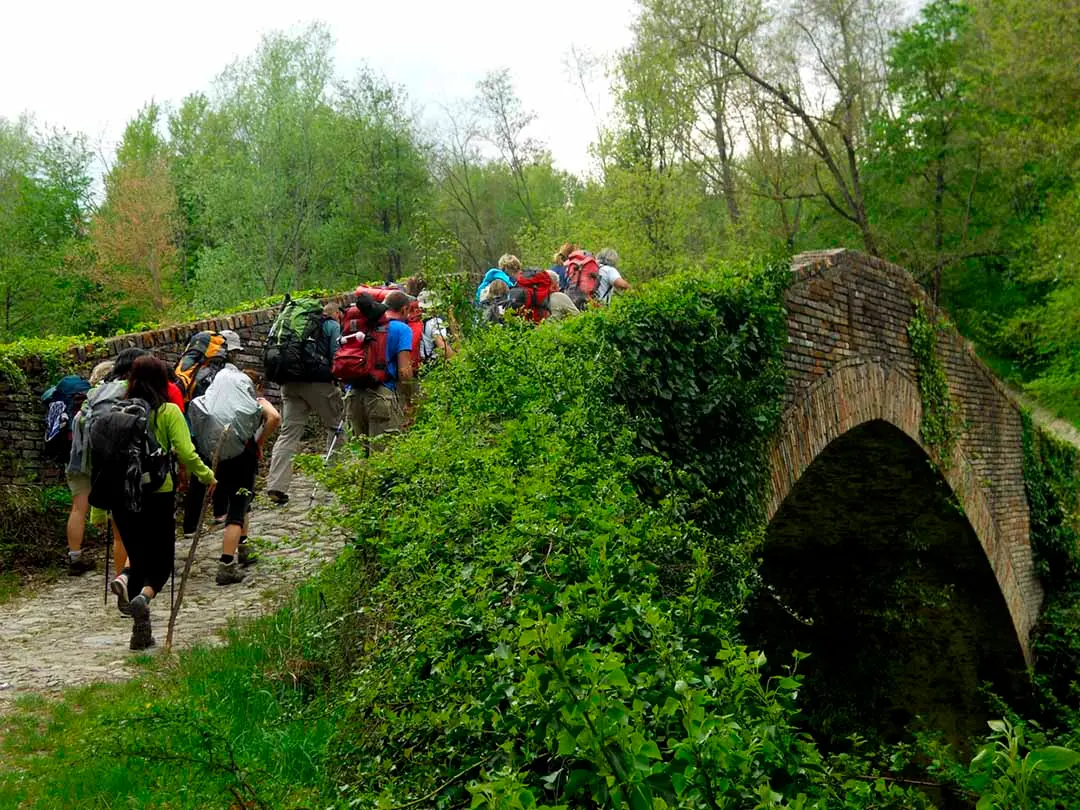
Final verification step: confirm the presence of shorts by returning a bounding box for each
[216,443,258,527]
[68,473,90,498]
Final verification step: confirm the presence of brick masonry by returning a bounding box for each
[773,249,1041,665]
[0,292,355,487]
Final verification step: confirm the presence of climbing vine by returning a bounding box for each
[1022,412,1080,722]
[1021,412,1080,591]
[908,302,957,466]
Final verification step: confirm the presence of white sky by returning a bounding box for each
[1,0,637,179]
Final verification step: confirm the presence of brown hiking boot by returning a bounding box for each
[216,559,245,586]
[128,595,155,650]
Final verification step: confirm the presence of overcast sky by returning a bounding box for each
[1,0,636,178]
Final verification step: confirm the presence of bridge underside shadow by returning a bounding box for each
[743,420,1029,746]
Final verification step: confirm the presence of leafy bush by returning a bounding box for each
[305,260,930,808]
[0,485,72,571]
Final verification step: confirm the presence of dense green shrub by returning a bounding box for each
[303,260,935,808]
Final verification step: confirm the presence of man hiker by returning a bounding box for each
[182,329,245,533]
[265,302,343,505]
[417,291,455,364]
[335,293,413,453]
[194,368,281,585]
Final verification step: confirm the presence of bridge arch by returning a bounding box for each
[768,251,1042,665]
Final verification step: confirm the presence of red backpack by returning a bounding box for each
[565,250,600,301]
[332,307,391,387]
[514,270,555,323]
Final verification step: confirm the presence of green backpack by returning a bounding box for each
[263,296,333,383]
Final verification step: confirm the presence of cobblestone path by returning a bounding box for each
[0,476,343,712]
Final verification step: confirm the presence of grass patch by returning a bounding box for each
[0,554,356,809]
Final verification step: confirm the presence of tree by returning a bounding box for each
[90,156,179,315]
[477,70,542,228]
[695,0,901,255]
[632,0,770,229]
[871,0,983,300]
[0,117,92,338]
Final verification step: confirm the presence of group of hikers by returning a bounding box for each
[42,244,629,652]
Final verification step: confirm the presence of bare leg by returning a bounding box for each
[222,523,242,558]
[66,492,89,552]
[113,521,128,572]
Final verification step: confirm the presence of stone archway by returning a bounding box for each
[766,359,1033,665]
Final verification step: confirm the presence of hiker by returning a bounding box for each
[174,330,240,404]
[264,300,343,506]
[480,280,513,324]
[417,291,455,364]
[475,257,518,305]
[89,355,216,650]
[595,248,631,305]
[551,242,575,291]
[334,293,413,453]
[67,348,148,581]
[181,330,245,533]
[62,361,110,576]
[188,366,280,585]
[403,276,426,297]
[42,374,90,467]
[510,268,557,323]
[545,271,580,320]
[563,249,601,310]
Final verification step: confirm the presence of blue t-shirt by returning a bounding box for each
[384,319,413,390]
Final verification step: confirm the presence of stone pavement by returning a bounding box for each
[0,475,343,712]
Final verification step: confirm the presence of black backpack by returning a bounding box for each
[88,398,172,513]
[263,296,333,383]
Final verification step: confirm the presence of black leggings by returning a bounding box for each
[112,491,176,599]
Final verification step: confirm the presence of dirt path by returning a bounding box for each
[0,475,343,712]
[1002,384,1080,451]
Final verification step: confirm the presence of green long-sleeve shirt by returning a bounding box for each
[149,403,215,492]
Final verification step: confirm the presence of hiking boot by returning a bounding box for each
[237,543,257,568]
[128,595,154,650]
[216,559,246,586]
[67,552,94,576]
[267,490,289,506]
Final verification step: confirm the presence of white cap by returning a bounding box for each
[219,330,243,352]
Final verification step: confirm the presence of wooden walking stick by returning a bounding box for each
[165,426,229,652]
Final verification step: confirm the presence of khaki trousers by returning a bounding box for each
[266,381,344,494]
[346,385,404,453]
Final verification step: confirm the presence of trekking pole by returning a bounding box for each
[309,386,349,508]
[165,427,228,652]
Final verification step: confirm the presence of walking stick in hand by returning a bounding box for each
[165,426,229,652]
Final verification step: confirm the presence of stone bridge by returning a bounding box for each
[0,250,1044,670]
[767,249,1040,670]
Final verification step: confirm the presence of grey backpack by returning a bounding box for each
[188,366,263,461]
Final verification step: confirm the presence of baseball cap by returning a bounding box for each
[220,330,243,352]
